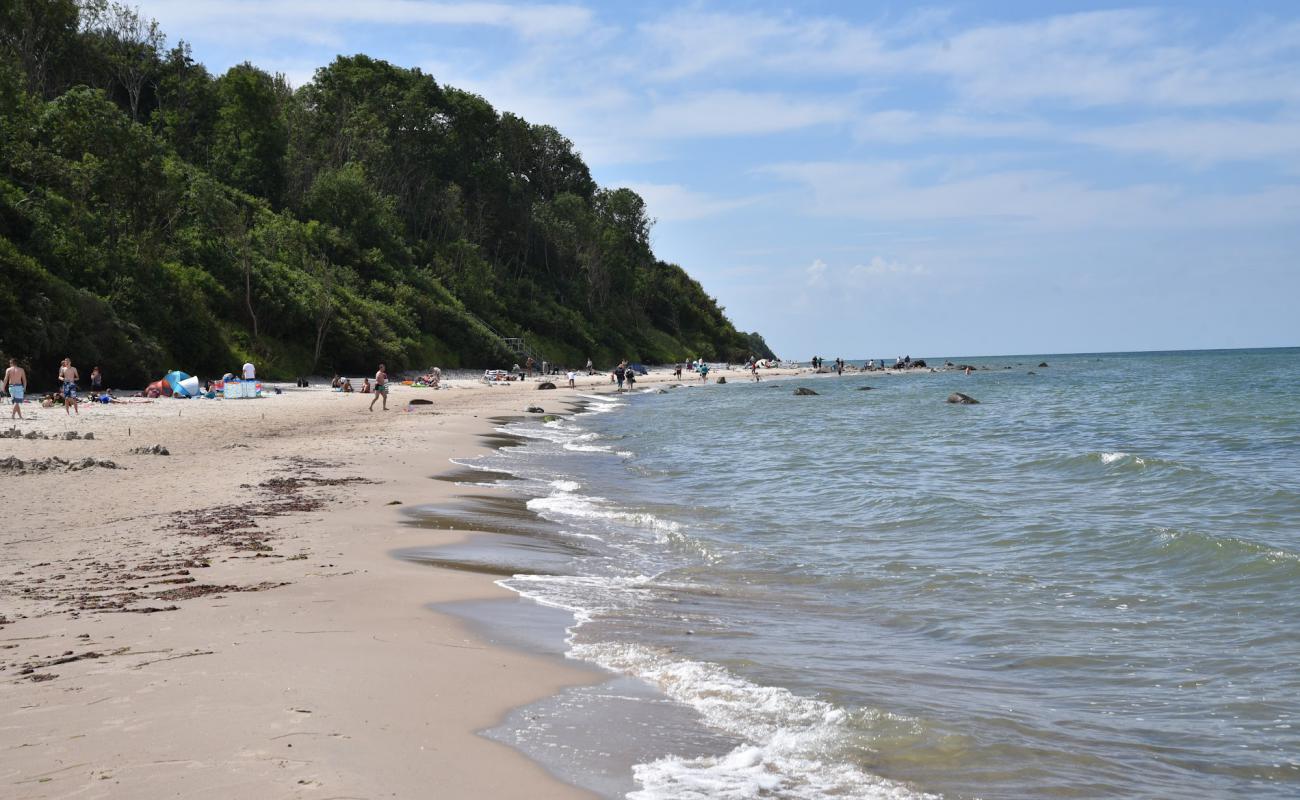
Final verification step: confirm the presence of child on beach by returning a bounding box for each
[369,364,389,411]
[4,358,27,419]
[567,370,576,389]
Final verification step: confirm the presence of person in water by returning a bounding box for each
[369,363,389,411]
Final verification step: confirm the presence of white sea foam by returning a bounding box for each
[569,641,938,800]
[550,479,581,493]
[1100,451,1145,465]
[527,492,682,535]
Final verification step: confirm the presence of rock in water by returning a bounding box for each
[716,377,727,384]
[537,382,556,390]
[1038,362,1049,368]
[856,386,874,391]
[541,415,560,423]
[526,406,545,413]
[793,387,819,396]
[947,393,980,404]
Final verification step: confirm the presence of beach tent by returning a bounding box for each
[164,370,197,398]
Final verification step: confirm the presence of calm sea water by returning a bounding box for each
[444,348,1300,799]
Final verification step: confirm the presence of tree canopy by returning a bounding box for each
[0,0,773,388]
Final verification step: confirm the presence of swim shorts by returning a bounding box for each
[62,381,77,398]
[375,383,389,393]
[8,386,23,403]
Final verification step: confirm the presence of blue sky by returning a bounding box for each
[135,1,1300,358]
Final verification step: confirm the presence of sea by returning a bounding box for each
[408,348,1300,799]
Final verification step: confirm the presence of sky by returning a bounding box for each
[132,0,1300,359]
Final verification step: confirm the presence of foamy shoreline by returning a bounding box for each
[0,364,812,798]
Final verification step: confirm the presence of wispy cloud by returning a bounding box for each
[621,182,757,222]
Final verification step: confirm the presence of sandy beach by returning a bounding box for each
[0,366,804,798]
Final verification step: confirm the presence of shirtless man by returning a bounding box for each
[58,357,80,415]
[4,358,27,419]
[369,363,389,411]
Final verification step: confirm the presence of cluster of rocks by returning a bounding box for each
[128,444,170,456]
[1,428,94,440]
[0,456,119,473]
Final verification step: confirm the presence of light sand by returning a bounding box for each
[0,366,807,798]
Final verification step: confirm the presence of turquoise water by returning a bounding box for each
[458,348,1300,799]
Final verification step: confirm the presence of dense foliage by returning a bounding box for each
[0,0,772,388]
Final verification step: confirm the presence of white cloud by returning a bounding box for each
[1072,117,1300,167]
[642,90,852,137]
[763,159,1300,230]
[138,0,595,43]
[621,182,756,222]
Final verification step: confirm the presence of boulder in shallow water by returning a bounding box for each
[716,377,726,384]
[1038,362,1049,368]
[526,406,545,413]
[947,392,980,404]
[537,381,556,390]
[793,387,819,396]
[856,386,874,391]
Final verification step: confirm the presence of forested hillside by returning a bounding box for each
[0,0,775,388]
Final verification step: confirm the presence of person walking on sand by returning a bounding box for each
[369,363,389,411]
[58,358,79,415]
[526,356,535,379]
[567,369,576,389]
[4,358,27,419]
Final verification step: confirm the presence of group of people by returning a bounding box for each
[2,357,102,418]
[612,361,638,392]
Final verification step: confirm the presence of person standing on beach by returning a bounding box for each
[525,356,535,378]
[4,358,27,419]
[58,358,79,415]
[585,357,594,375]
[751,361,761,382]
[90,366,103,394]
[698,362,710,382]
[614,362,626,392]
[567,369,576,389]
[242,361,256,380]
[369,363,389,411]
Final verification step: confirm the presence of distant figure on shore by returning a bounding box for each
[331,374,342,388]
[58,358,79,416]
[90,366,103,393]
[243,361,256,380]
[964,366,973,375]
[698,362,710,382]
[369,364,389,411]
[626,368,636,391]
[361,378,370,394]
[614,362,626,392]
[567,370,576,389]
[526,356,535,378]
[674,362,683,379]
[342,378,353,392]
[751,361,761,381]
[586,357,594,375]
[4,358,27,419]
